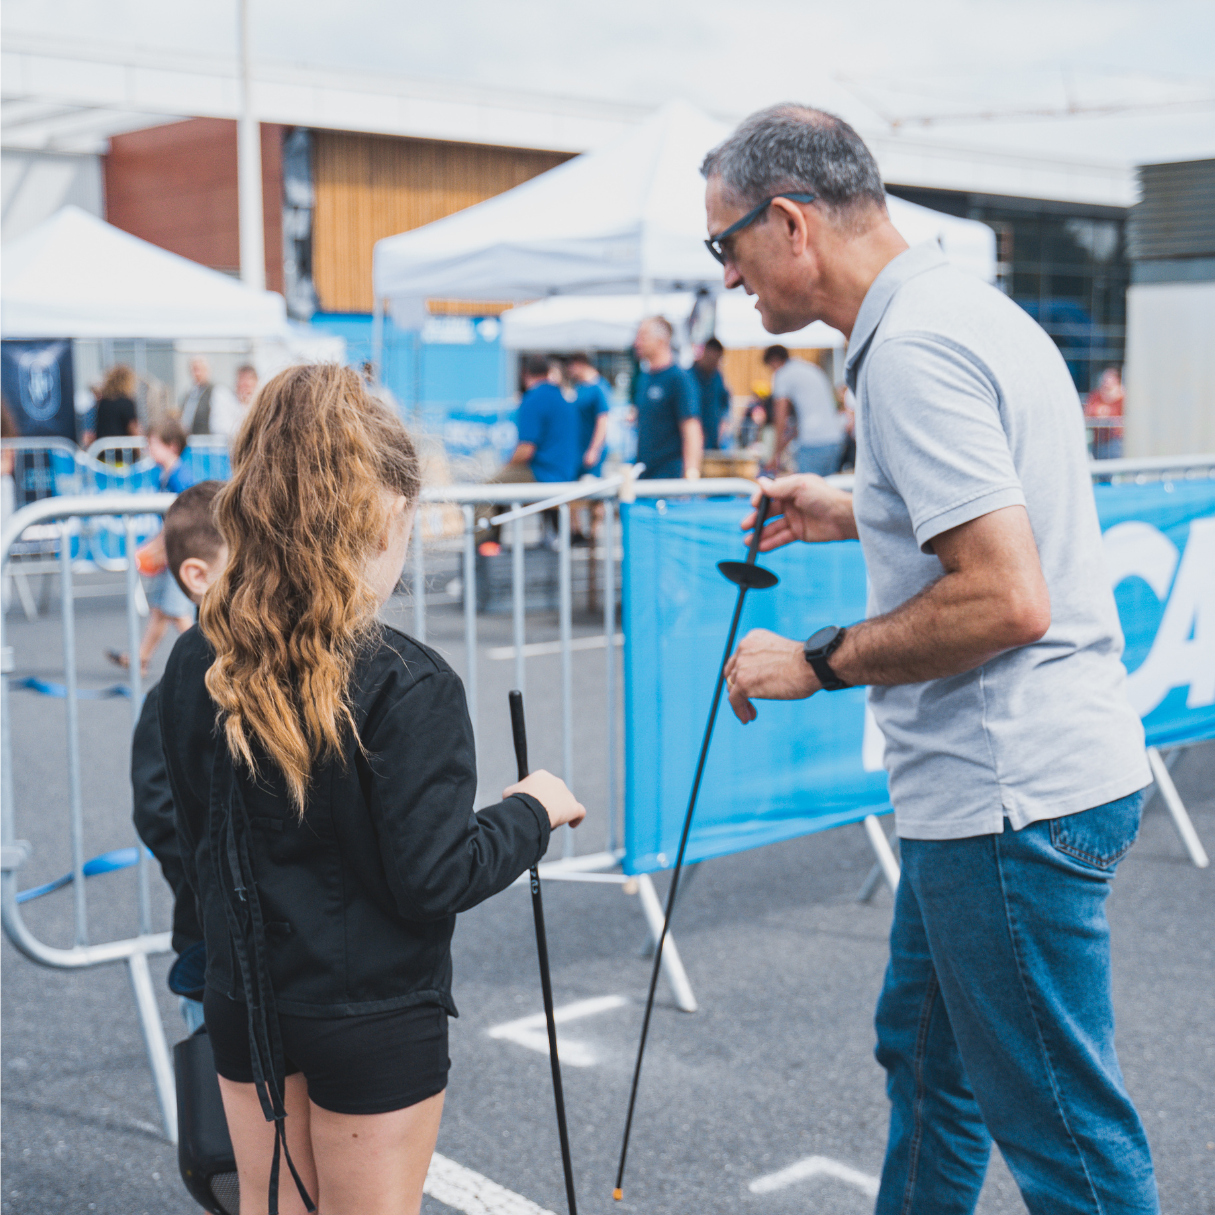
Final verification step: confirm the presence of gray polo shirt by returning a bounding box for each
[846,243,1149,840]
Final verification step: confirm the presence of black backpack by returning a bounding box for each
[174,1027,239,1215]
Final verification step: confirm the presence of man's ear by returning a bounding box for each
[771,197,811,257]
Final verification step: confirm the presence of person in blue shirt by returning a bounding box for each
[511,354,581,483]
[477,355,580,551]
[632,317,703,480]
[691,337,731,451]
[568,352,611,476]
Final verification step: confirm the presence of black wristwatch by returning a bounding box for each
[804,625,850,691]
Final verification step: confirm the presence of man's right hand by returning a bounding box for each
[741,475,858,549]
[504,770,587,829]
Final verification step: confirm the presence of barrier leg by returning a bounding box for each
[856,860,885,903]
[13,571,39,620]
[863,814,900,895]
[127,951,178,1143]
[633,873,697,1013]
[1146,746,1209,869]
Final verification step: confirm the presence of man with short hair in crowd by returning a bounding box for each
[632,316,703,480]
[210,363,258,441]
[478,354,580,550]
[764,343,844,475]
[691,337,731,451]
[707,103,1156,1214]
[179,356,238,437]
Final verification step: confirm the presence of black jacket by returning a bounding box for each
[158,624,550,1018]
[131,682,203,956]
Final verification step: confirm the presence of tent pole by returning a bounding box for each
[236,0,266,291]
[371,296,384,384]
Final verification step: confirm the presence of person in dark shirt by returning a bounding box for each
[691,337,730,451]
[477,355,581,549]
[512,354,581,482]
[632,316,703,480]
[86,364,140,446]
[567,352,611,476]
[131,480,227,1032]
[158,363,585,1213]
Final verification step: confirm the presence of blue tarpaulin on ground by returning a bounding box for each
[621,480,1215,875]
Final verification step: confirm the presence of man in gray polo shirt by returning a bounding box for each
[705,105,1156,1214]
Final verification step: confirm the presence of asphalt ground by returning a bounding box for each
[3,575,1213,1214]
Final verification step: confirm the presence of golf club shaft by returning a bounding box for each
[613,496,772,1199]
[509,691,578,1215]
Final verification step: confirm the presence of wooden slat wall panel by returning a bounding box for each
[312,132,572,313]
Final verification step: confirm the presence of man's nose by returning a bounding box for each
[723,261,743,290]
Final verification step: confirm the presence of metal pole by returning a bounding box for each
[128,951,179,1143]
[863,814,901,893]
[411,523,426,645]
[1147,746,1210,868]
[512,516,525,698]
[462,505,479,773]
[602,500,616,854]
[236,0,266,290]
[558,503,574,859]
[371,296,384,383]
[59,527,87,946]
[124,515,151,936]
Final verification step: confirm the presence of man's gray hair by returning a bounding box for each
[701,104,886,227]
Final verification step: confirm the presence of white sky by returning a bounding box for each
[5,0,1214,167]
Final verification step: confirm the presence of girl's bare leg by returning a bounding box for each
[309,1089,445,1215]
[216,1073,317,1215]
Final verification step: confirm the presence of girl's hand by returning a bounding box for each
[505,770,587,829]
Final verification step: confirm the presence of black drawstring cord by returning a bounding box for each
[212,745,317,1215]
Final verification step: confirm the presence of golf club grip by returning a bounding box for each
[747,495,773,563]
[509,689,529,781]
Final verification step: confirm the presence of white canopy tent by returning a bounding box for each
[1,206,291,339]
[501,291,846,352]
[373,100,997,336]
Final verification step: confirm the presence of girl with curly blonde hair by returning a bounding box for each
[159,364,584,1215]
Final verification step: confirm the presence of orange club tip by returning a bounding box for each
[613,1188,624,1201]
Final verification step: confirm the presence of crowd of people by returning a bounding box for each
[82,355,259,449]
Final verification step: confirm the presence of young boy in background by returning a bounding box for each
[131,481,227,1030]
[107,417,199,675]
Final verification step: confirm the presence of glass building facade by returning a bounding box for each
[887,186,1130,397]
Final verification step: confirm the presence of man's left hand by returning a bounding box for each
[724,629,819,723]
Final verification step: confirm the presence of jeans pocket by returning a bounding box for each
[1049,790,1145,871]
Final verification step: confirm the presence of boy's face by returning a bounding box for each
[148,434,181,469]
[177,544,229,605]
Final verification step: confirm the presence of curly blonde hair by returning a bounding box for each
[99,364,136,400]
[201,364,421,814]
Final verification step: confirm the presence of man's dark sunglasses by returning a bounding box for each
[704,192,817,265]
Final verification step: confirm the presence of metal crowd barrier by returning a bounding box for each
[3,458,1209,1142]
[2,493,179,1141]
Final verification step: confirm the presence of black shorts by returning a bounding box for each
[203,988,450,1115]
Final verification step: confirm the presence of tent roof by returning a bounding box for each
[501,291,845,352]
[1,206,290,339]
[374,100,996,323]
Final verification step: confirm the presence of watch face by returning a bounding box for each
[805,625,839,653]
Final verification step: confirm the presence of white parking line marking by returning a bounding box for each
[487,634,623,660]
[486,994,629,1067]
[748,1155,880,1198]
[425,1152,555,1215]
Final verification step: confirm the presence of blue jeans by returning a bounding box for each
[795,440,844,476]
[875,791,1157,1215]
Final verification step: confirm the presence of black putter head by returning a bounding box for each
[716,559,779,590]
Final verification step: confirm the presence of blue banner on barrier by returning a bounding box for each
[621,480,1215,875]
[1097,481,1215,747]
